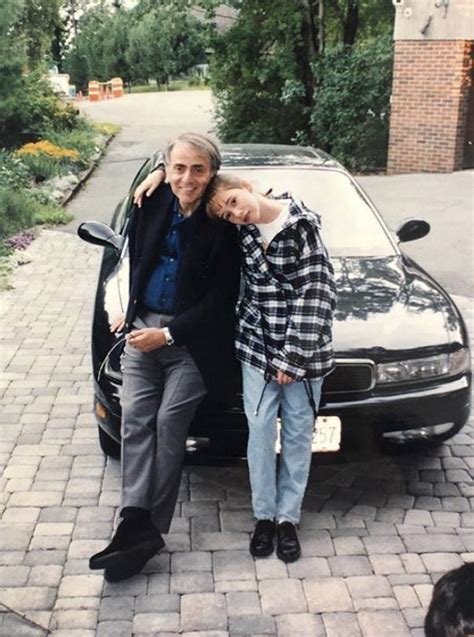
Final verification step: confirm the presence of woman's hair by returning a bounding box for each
[424,563,474,637]
[206,173,245,219]
[164,132,221,173]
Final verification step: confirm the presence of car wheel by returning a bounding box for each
[98,425,121,459]
[380,420,466,453]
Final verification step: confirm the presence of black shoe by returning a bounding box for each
[250,519,275,558]
[276,522,301,563]
[89,514,164,572]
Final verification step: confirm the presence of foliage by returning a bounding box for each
[0,186,70,257]
[127,2,206,87]
[0,55,80,148]
[33,201,72,226]
[208,0,395,168]
[17,140,80,161]
[210,1,310,143]
[14,0,63,68]
[324,0,394,47]
[0,188,36,244]
[16,136,87,182]
[63,6,112,90]
[42,124,100,165]
[3,118,104,184]
[93,122,121,136]
[0,151,31,189]
[310,37,393,170]
[6,229,35,251]
[64,0,207,90]
[15,152,69,183]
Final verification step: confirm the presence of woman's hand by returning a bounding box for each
[276,370,296,385]
[110,313,125,333]
[133,169,165,208]
[126,327,166,352]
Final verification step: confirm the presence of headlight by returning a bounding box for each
[376,349,470,384]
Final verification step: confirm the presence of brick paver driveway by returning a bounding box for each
[0,229,473,636]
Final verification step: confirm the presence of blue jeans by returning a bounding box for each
[242,363,323,524]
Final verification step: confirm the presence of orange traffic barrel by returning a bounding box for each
[88,81,100,102]
[111,77,124,98]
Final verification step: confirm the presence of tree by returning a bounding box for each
[0,0,78,146]
[64,0,206,89]
[310,36,393,170]
[209,1,315,143]
[127,1,206,87]
[64,6,113,89]
[14,0,63,68]
[208,0,394,164]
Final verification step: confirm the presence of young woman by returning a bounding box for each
[134,169,337,562]
[206,174,337,562]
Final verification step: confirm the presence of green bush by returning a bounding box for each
[0,188,36,241]
[0,151,30,189]
[17,152,69,183]
[0,69,80,148]
[43,124,99,167]
[210,2,310,144]
[0,187,71,250]
[33,201,72,226]
[310,37,393,171]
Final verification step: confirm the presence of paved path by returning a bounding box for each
[0,229,473,636]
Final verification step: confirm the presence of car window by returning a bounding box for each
[227,168,397,257]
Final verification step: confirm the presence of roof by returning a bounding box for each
[220,144,341,168]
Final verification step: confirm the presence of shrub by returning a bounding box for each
[15,141,76,183]
[33,202,72,226]
[17,140,80,161]
[0,188,36,243]
[0,187,71,255]
[310,37,393,171]
[0,69,80,148]
[42,126,99,167]
[16,152,69,183]
[0,151,30,189]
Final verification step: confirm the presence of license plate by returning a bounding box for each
[275,416,341,454]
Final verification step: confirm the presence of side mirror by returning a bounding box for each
[77,221,124,252]
[396,218,430,243]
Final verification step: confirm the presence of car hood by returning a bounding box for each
[332,256,464,360]
[104,254,464,364]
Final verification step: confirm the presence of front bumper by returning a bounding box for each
[92,372,471,456]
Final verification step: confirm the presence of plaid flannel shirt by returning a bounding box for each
[236,196,337,381]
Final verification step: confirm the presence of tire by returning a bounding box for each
[98,425,121,459]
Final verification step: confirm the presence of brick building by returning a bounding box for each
[388,0,474,173]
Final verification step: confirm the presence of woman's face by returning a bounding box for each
[211,187,260,225]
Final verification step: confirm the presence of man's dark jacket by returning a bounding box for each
[124,182,240,401]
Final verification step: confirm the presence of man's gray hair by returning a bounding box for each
[164,132,221,172]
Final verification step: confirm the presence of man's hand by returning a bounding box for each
[133,169,165,208]
[126,327,167,352]
[110,313,125,333]
[276,370,296,385]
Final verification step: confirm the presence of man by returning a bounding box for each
[89,133,240,582]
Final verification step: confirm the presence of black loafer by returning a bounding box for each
[89,516,164,571]
[250,519,275,557]
[276,522,301,563]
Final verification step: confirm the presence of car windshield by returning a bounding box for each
[226,167,397,257]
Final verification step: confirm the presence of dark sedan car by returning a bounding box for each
[78,144,471,459]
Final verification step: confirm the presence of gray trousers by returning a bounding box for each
[120,312,207,533]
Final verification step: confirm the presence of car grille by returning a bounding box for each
[323,359,375,394]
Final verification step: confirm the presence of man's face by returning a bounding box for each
[166,142,214,213]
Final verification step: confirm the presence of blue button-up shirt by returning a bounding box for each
[142,200,191,314]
